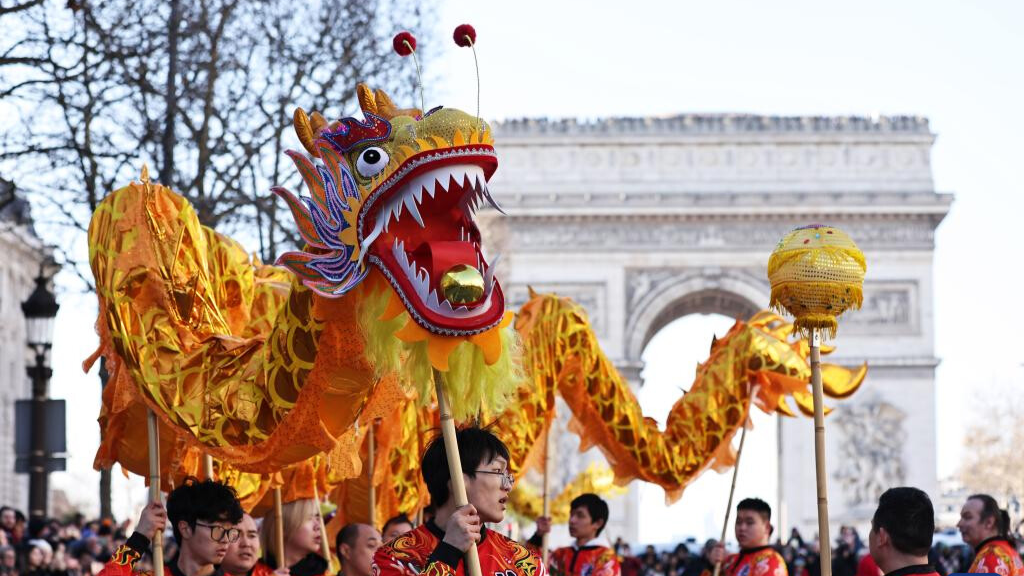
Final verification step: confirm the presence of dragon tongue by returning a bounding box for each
[412,240,482,288]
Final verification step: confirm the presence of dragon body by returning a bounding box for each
[86,85,864,511]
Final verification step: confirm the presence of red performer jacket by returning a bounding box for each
[721,546,787,576]
[98,533,228,576]
[549,543,620,576]
[969,537,1024,576]
[373,522,545,576]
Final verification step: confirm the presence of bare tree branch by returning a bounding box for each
[1,0,426,280]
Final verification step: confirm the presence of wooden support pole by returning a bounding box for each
[433,369,483,576]
[712,422,748,576]
[203,454,214,481]
[810,329,832,576]
[313,484,331,561]
[368,421,377,528]
[542,425,552,565]
[273,488,285,568]
[146,410,164,571]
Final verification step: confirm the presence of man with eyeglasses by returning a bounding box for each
[99,477,245,576]
[373,427,545,576]
[222,514,261,576]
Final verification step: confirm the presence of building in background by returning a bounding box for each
[486,114,950,543]
[0,179,55,512]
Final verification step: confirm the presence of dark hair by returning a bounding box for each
[570,493,610,536]
[968,494,1011,539]
[382,514,412,535]
[422,427,510,506]
[165,477,243,543]
[871,487,934,556]
[336,523,362,556]
[737,498,772,524]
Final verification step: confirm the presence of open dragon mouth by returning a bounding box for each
[359,147,505,335]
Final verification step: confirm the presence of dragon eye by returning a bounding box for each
[356,147,389,178]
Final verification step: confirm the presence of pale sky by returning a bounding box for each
[43,0,1024,543]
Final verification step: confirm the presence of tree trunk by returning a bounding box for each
[98,357,112,519]
[159,0,181,186]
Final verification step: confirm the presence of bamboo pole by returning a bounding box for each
[810,329,832,576]
[777,414,786,538]
[368,421,377,527]
[542,425,552,565]
[712,423,749,576]
[313,484,331,561]
[146,410,164,571]
[273,488,285,568]
[433,369,483,576]
[203,454,214,481]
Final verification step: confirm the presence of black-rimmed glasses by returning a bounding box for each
[474,469,515,489]
[195,522,241,543]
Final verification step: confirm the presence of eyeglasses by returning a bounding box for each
[474,469,515,489]
[195,522,241,543]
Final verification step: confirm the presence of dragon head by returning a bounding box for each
[274,84,505,337]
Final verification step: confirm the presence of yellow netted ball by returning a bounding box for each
[767,224,866,339]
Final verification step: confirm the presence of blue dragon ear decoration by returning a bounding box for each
[272,136,369,297]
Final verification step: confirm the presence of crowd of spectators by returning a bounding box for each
[0,505,131,576]
[3,501,1022,576]
[614,525,1022,576]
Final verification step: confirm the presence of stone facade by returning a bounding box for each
[0,191,51,512]
[483,114,950,542]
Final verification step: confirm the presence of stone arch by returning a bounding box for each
[625,271,769,363]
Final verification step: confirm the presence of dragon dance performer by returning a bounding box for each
[957,494,1024,576]
[373,428,545,576]
[337,524,382,576]
[222,514,263,576]
[530,494,620,576]
[99,479,244,576]
[381,516,414,543]
[867,488,939,576]
[709,499,787,576]
[255,499,329,576]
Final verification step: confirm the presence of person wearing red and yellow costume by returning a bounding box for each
[100,479,243,576]
[532,494,620,576]
[957,494,1024,576]
[710,499,787,576]
[373,428,544,576]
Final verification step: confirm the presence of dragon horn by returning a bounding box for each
[310,111,328,134]
[357,83,378,116]
[374,88,422,120]
[293,108,320,158]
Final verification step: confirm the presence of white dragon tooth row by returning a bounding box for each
[359,164,501,265]
[380,165,487,234]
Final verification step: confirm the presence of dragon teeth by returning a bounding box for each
[483,253,499,294]
[482,185,505,214]
[404,194,424,227]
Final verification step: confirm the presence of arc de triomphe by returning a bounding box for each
[483,114,951,543]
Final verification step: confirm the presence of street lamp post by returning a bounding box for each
[21,270,59,521]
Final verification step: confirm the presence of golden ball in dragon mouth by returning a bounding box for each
[440,264,485,305]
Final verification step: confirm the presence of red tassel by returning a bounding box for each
[393,31,417,56]
[453,24,476,47]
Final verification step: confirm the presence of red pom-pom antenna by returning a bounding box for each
[452,24,482,130]
[393,31,416,56]
[392,31,424,112]
[453,24,476,47]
